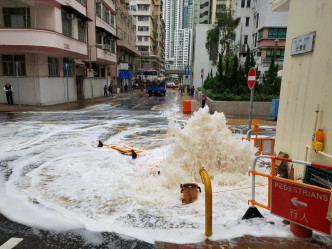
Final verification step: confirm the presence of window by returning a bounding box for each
[138,36,142,41]
[137,4,149,11]
[244,35,248,45]
[77,0,86,6]
[78,20,87,42]
[96,1,101,17]
[96,30,102,44]
[2,55,26,76]
[63,59,74,77]
[3,8,30,27]
[266,49,285,58]
[138,16,149,21]
[129,5,136,11]
[258,29,263,39]
[268,28,287,38]
[246,0,251,8]
[245,17,249,27]
[255,13,259,28]
[61,12,72,37]
[138,26,149,31]
[110,39,115,54]
[110,12,115,27]
[102,5,109,23]
[241,0,245,8]
[48,57,59,77]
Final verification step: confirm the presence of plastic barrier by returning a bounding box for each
[183,100,191,114]
[247,155,332,237]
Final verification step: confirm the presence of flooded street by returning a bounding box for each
[0,91,310,248]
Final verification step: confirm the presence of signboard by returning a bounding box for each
[271,178,331,235]
[185,67,189,75]
[183,75,190,84]
[119,63,129,70]
[201,68,204,79]
[64,63,69,70]
[87,68,94,78]
[248,67,256,89]
[291,32,315,56]
[118,70,133,79]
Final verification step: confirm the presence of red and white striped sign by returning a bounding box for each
[201,68,204,79]
[248,67,256,89]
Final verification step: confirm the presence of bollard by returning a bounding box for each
[290,222,312,238]
[199,167,212,237]
[183,100,191,114]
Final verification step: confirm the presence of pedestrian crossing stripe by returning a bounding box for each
[0,238,23,249]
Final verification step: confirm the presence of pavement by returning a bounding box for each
[1,89,331,248]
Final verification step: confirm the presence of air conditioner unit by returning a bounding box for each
[103,44,111,50]
[66,13,75,20]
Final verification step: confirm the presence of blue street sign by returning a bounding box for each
[185,67,189,75]
[118,70,133,79]
[64,63,69,70]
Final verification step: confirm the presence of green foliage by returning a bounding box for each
[203,6,281,102]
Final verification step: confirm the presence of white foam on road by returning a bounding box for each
[0,106,306,244]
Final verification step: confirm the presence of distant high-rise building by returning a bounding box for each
[164,0,193,69]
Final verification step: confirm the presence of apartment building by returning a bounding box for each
[0,0,117,105]
[111,0,140,91]
[128,0,165,74]
[191,0,231,87]
[164,0,192,69]
[232,0,288,78]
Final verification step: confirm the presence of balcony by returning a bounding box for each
[0,28,88,58]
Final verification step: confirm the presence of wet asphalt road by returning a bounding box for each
[0,91,180,249]
[0,90,277,249]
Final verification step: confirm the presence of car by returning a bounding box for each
[166,82,178,88]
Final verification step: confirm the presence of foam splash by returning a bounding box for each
[163,107,256,187]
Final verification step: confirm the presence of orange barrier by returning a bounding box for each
[242,137,275,156]
[242,128,275,155]
[248,156,332,211]
[183,100,191,114]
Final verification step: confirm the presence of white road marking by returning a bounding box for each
[0,238,23,249]
[132,100,149,109]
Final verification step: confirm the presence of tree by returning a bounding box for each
[205,7,237,75]
[263,51,280,95]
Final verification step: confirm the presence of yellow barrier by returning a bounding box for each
[199,167,212,237]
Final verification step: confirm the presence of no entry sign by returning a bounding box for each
[271,178,331,234]
[248,68,256,89]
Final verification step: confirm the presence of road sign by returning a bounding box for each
[118,70,133,79]
[201,68,204,79]
[64,63,69,70]
[185,67,189,75]
[183,75,190,84]
[248,67,256,89]
[87,68,94,78]
[271,178,331,235]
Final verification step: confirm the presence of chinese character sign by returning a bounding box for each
[291,32,315,56]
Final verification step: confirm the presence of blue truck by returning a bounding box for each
[146,77,166,96]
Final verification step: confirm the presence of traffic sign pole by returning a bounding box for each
[247,68,256,129]
[201,68,204,108]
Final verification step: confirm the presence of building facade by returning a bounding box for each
[191,0,231,87]
[111,0,140,92]
[128,0,165,75]
[232,0,288,78]
[0,0,117,105]
[272,0,332,180]
[164,0,192,69]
